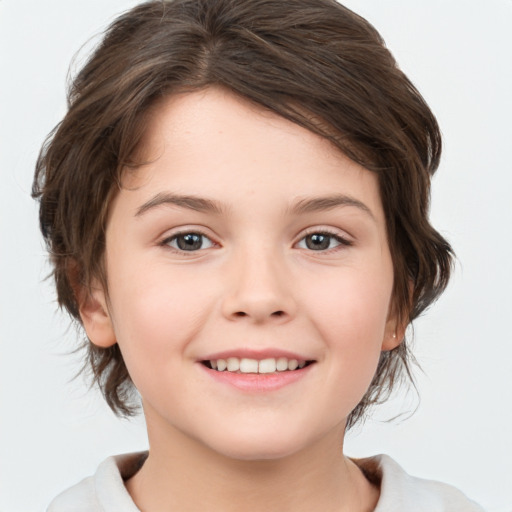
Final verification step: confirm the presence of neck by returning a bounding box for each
[126,419,379,512]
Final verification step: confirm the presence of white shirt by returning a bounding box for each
[47,452,485,511]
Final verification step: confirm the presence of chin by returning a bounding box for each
[201,425,318,462]
[215,443,301,462]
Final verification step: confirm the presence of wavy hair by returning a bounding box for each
[33,0,453,428]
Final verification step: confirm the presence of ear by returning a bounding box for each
[381,284,412,351]
[381,315,407,351]
[77,278,117,348]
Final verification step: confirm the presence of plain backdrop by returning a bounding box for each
[1,1,511,511]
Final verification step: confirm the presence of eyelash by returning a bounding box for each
[297,229,353,252]
[160,229,353,255]
[160,231,216,254]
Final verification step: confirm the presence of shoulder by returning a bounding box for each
[47,473,100,512]
[47,452,146,512]
[353,454,486,512]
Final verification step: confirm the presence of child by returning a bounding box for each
[33,0,485,510]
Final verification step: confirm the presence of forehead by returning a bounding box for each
[120,87,384,223]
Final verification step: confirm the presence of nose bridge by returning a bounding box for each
[222,240,295,323]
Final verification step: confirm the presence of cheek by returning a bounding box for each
[307,262,392,340]
[109,255,207,329]
[304,264,392,402]
[105,262,212,382]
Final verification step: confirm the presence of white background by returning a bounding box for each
[1,1,511,510]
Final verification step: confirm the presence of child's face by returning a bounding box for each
[84,87,399,459]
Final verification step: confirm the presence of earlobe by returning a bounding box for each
[382,281,413,351]
[77,279,117,348]
[381,325,406,351]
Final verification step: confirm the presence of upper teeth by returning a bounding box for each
[210,357,307,373]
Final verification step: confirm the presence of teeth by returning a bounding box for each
[240,358,259,373]
[227,357,239,372]
[259,358,276,373]
[288,359,299,370]
[276,357,288,371]
[208,357,310,373]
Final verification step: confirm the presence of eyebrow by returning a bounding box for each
[135,192,374,220]
[135,192,225,217]
[289,194,375,220]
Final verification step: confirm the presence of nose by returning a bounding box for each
[221,247,297,324]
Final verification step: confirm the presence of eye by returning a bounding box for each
[163,232,215,252]
[296,231,351,251]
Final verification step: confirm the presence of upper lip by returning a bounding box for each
[199,348,314,362]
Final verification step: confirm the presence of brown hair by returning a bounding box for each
[33,0,453,428]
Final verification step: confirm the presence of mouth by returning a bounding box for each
[201,357,316,374]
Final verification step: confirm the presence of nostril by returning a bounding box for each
[229,310,288,320]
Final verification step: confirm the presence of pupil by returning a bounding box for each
[306,234,330,250]
[178,233,202,251]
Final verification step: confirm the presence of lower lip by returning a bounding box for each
[199,363,314,392]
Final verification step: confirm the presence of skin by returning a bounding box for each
[80,87,404,511]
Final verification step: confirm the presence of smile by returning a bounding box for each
[204,357,313,373]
